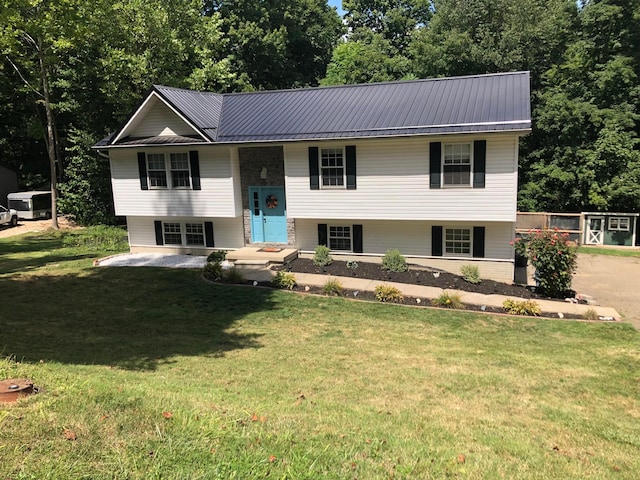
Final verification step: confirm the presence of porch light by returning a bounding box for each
[260,166,267,179]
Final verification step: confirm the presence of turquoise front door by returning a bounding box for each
[249,186,287,243]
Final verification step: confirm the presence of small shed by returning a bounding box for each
[0,165,19,208]
[582,212,640,247]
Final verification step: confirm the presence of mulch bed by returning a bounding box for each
[273,258,546,299]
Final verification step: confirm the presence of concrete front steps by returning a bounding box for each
[226,246,298,265]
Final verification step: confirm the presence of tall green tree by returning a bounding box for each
[519,0,640,212]
[343,0,431,53]
[206,0,344,90]
[0,0,92,228]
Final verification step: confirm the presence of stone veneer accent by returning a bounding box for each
[238,146,295,246]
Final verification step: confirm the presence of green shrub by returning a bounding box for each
[314,245,333,267]
[222,267,245,284]
[374,284,404,303]
[62,225,128,251]
[271,271,297,290]
[460,264,481,284]
[207,250,227,263]
[382,249,408,272]
[512,229,578,297]
[346,260,359,273]
[502,299,542,316]
[322,278,343,296]
[431,292,464,309]
[203,262,223,281]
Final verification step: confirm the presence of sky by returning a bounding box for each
[327,0,345,16]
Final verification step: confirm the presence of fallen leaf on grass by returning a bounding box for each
[251,413,266,422]
[457,454,466,464]
[162,411,173,419]
[268,455,277,463]
[64,429,77,441]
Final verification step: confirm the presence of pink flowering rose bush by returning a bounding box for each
[512,229,578,298]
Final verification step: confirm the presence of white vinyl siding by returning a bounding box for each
[295,219,513,260]
[127,95,199,138]
[110,146,241,217]
[127,216,244,250]
[284,134,518,222]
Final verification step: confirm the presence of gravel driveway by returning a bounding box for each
[572,253,640,329]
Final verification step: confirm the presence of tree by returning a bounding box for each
[519,0,640,212]
[206,0,344,90]
[343,0,432,53]
[0,0,91,228]
[321,31,413,85]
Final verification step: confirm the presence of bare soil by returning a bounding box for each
[0,216,79,239]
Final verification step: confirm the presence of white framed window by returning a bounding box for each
[329,225,351,251]
[321,148,345,188]
[163,222,182,245]
[445,228,471,256]
[443,143,472,187]
[148,153,168,188]
[608,217,630,231]
[185,223,205,245]
[170,153,191,188]
[163,222,205,246]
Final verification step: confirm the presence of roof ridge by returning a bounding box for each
[155,71,530,98]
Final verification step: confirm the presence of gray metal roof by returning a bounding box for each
[97,71,530,148]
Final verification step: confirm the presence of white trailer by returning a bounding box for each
[7,191,52,220]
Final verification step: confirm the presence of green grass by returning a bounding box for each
[1,231,639,479]
[579,245,640,257]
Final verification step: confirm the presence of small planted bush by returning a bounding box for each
[431,292,464,309]
[460,264,481,284]
[374,284,404,303]
[203,261,224,281]
[346,260,359,275]
[222,267,245,284]
[314,245,333,267]
[207,250,227,263]
[271,271,297,290]
[502,299,542,316]
[62,225,128,251]
[382,249,408,273]
[322,278,343,296]
[583,308,599,321]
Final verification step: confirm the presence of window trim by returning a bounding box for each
[328,225,352,251]
[444,227,472,257]
[608,216,630,232]
[169,152,192,189]
[320,147,346,189]
[162,221,206,246]
[146,152,192,190]
[442,142,473,188]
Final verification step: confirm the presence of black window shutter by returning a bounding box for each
[154,220,164,245]
[432,226,443,256]
[429,142,441,189]
[473,140,486,188]
[204,221,215,247]
[346,146,356,190]
[309,147,319,190]
[318,223,328,246]
[189,151,201,190]
[473,226,485,258]
[352,224,363,253]
[138,152,149,190]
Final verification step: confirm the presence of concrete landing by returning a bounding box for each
[226,247,298,264]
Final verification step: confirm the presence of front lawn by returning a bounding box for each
[1,231,639,479]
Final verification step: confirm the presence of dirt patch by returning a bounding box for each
[0,216,79,239]
[274,258,561,300]
[572,253,640,328]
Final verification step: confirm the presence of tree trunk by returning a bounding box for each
[37,37,59,229]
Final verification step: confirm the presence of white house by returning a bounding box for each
[94,71,531,282]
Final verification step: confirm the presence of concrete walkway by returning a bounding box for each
[236,266,621,321]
